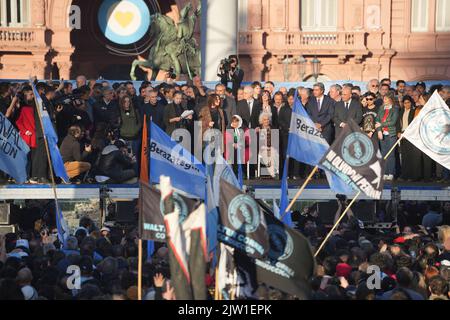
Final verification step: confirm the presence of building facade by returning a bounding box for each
[0,0,449,82]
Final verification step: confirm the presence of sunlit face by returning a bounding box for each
[366,95,375,106]
[261,115,270,127]
[173,93,182,105]
[262,92,270,103]
[279,87,287,96]
[122,97,131,110]
[397,82,406,93]
[244,88,254,100]
[403,99,412,110]
[215,85,226,96]
[369,80,379,93]
[166,89,175,100]
[24,90,34,102]
[118,90,127,99]
[287,95,295,107]
[412,91,420,103]
[274,94,283,106]
[126,84,136,96]
[149,92,158,104]
[380,85,390,97]
[231,119,239,129]
[342,88,352,102]
[185,87,195,98]
[237,89,245,101]
[264,83,274,93]
[313,86,324,98]
[383,95,393,106]
[253,85,262,95]
[361,97,367,107]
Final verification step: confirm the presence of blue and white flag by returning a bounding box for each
[31,82,69,182]
[287,95,353,195]
[55,205,69,247]
[403,90,450,170]
[150,122,206,199]
[0,112,30,183]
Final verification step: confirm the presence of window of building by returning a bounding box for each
[411,0,429,32]
[436,0,450,32]
[301,0,337,31]
[238,0,248,31]
[0,0,30,27]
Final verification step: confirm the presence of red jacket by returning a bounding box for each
[15,105,36,148]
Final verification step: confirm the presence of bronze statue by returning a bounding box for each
[130,3,201,81]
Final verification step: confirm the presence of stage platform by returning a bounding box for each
[0,180,448,201]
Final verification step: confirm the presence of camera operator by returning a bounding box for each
[218,55,244,99]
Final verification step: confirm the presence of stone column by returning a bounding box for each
[338,0,345,31]
[31,0,45,27]
[428,0,437,33]
[248,0,262,30]
[201,0,238,81]
[288,0,300,31]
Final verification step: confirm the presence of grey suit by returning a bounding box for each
[333,98,363,138]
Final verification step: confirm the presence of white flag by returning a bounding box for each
[403,91,450,170]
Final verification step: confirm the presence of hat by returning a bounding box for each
[416,81,426,88]
[336,263,352,278]
[100,227,111,233]
[114,139,127,149]
[16,239,29,250]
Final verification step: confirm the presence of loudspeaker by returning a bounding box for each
[0,203,10,225]
[0,225,15,235]
[115,200,138,223]
[317,201,376,224]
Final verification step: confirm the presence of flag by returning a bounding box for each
[254,199,315,299]
[403,90,450,170]
[140,115,154,259]
[217,243,258,300]
[279,157,293,226]
[236,146,244,188]
[287,94,353,195]
[31,82,69,182]
[55,204,69,248]
[218,179,269,259]
[138,181,197,242]
[212,155,242,206]
[218,181,315,299]
[160,176,207,300]
[319,118,385,199]
[150,121,206,199]
[0,112,30,183]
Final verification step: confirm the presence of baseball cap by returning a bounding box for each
[416,81,426,88]
[16,239,29,250]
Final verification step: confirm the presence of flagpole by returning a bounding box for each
[314,135,402,257]
[31,79,62,233]
[280,165,319,220]
[314,190,362,257]
[215,266,220,300]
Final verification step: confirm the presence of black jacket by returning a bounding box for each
[97,145,134,181]
[220,68,244,98]
[305,95,335,144]
[333,98,363,138]
[93,99,120,129]
[236,99,262,129]
[139,100,165,131]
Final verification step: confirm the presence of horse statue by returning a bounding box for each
[130,3,201,81]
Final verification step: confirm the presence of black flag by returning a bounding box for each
[138,181,197,241]
[218,179,269,259]
[219,180,315,299]
[319,118,385,199]
[255,201,315,299]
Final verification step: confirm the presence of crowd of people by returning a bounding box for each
[0,72,449,184]
[0,198,449,300]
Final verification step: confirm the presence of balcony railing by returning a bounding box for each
[0,27,46,50]
[238,30,367,54]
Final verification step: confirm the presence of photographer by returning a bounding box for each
[218,55,244,99]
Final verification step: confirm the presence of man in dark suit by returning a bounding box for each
[305,82,335,145]
[216,83,236,128]
[236,85,261,179]
[236,85,262,129]
[333,86,363,138]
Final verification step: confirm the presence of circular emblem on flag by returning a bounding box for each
[160,193,189,224]
[228,194,260,233]
[98,0,150,45]
[419,108,450,155]
[341,132,374,167]
[268,224,293,261]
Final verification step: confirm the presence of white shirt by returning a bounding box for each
[402,108,411,132]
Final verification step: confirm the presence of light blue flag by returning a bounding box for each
[149,122,206,199]
[55,204,69,248]
[206,163,218,255]
[279,157,293,227]
[287,94,353,195]
[31,82,69,182]
[0,112,30,183]
[236,146,244,188]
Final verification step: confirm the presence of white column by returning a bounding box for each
[10,0,18,26]
[1,0,7,27]
[201,0,238,81]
